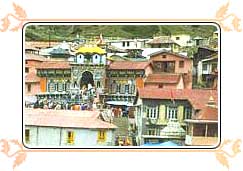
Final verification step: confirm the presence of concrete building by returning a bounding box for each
[134,88,218,146]
[171,34,193,47]
[24,109,117,147]
[149,50,193,89]
[147,36,180,53]
[106,39,150,50]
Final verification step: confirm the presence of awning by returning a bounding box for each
[105,101,134,106]
[141,141,180,146]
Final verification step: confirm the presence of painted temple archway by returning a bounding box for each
[80,71,94,89]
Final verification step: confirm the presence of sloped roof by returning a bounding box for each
[25,108,117,129]
[147,36,179,45]
[193,106,218,120]
[145,73,181,84]
[108,61,151,70]
[36,61,71,69]
[138,88,218,121]
[76,46,106,54]
[25,53,49,62]
[138,88,218,110]
[149,50,190,59]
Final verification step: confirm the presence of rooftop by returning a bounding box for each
[25,108,117,129]
[147,36,179,45]
[108,61,151,70]
[76,45,106,54]
[145,73,181,84]
[149,50,190,59]
[36,61,71,69]
[25,53,49,62]
[138,88,218,110]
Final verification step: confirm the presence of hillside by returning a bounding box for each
[25,25,217,41]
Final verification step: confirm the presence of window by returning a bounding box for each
[65,80,71,91]
[97,81,101,88]
[158,84,163,88]
[146,106,159,119]
[179,61,184,68]
[203,64,208,71]
[67,131,75,144]
[97,130,106,142]
[176,37,180,40]
[127,41,130,47]
[125,85,129,94]
[48,80,56,92]
[212,63,217,72]
[162,55,166,58]
[116,84,121,93]
[122,42,126,47]
[25,67,29,73]
[147,129,156,135]
[27,84,31,92]
[25,129,30,143]
[166,106,178,119]
[57,82,64,92]
[184,107,192,119]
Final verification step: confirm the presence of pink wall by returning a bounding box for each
[25,83,40,96]
[144,83,179,89]
[150,53,193,74]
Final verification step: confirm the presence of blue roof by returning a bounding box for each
[141,141,180,147]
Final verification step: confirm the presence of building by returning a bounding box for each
[106,38,150,50]
[134,88,218,146]
[171,34,193,47]
[185,96,218,146]
[101,61,152,107]
[36,61,72,99]
[197,55,218,88]
[147,36,180,53]
[193,47,218,87]
[25,53,49,96]
[24,108,117,147]
[71,45,106,92]
[149,50,193,89]
[144,73,185,89]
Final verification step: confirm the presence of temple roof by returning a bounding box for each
[76,45,106,54]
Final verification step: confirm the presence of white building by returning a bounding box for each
[106,39,151,50]
[24,109,117,147]
[171,34,193,47]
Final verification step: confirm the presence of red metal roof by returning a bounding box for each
[147,36,178,44]
[25,53,49,62]
[193,106,218,120]
[25,108,117,129]
[138,88,218,121]
[25,73,40,83]
[108,61,150,70]
[138,88,218,109]
[36,61,71,69]
[145,73,180,84]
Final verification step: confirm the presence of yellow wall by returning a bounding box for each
[158,105,167,125]
[178,105,184,123]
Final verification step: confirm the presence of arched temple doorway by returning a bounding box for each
[80,71,94,89]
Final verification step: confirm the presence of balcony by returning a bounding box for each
[185,135,218,146]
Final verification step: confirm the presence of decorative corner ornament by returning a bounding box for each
[0,2,27,32]
[215,1,242,32]
[215,139,241,170]
[0,139,27,170]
